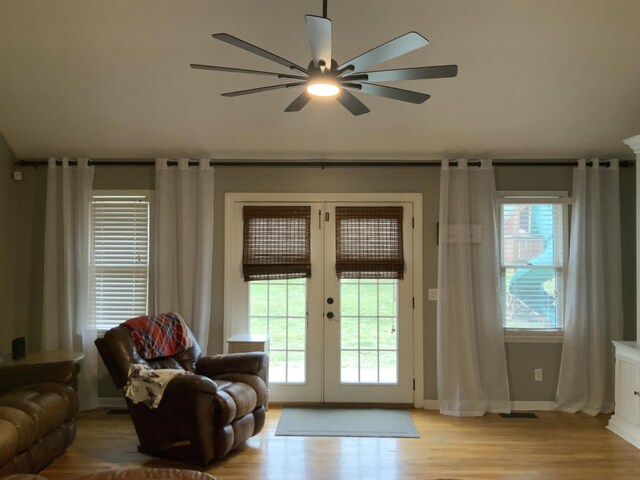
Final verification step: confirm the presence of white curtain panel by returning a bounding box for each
[42,158,97,411]
[154,159,214,352]
[555,159,623,415]
[437,160,511,416]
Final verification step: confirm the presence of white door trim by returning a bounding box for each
[223,192,424,407]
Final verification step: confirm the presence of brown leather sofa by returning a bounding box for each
[3,467,216,480]
[95,325,268,465]
[0,353,80,476]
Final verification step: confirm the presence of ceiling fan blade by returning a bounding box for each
[343,82,430,104]
[212,33,308,74]
[221,82,306,97]
[337,32,428,73]
[336,90,370,116]
[190,64,307,80]
[356,65,458,82]
[306,15,332,69]
[284,92,312,112]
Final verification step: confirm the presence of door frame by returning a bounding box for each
[223,192,424,407]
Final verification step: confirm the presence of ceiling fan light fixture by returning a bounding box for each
[306,77,340,97]
[193,0,458,114]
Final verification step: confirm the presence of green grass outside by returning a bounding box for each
[249,278,398,382]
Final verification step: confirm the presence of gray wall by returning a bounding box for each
[0,133,17,354]
[4,161,636,402]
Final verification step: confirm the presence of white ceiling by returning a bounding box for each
[1,0,639,160]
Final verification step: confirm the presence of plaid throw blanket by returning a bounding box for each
[121,312,193,360]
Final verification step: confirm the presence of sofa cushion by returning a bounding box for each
[14,383,79,422]
[0,418,19,466]
[0,390,68,440]
[0,406,34,452]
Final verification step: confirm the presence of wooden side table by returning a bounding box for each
[1,350,84,390]
[227,335,270,408]
[4,351,84,367]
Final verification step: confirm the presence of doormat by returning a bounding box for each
[275,408,420,438]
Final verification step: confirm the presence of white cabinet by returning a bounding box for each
[608,341,640,447]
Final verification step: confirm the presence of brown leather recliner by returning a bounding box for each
[95,324,268,465]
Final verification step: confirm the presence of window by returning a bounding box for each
[243,205,311,383]
[498,193,567,331]
[334,206,404,383]
[249,278,307,383]
[91,193,151,332]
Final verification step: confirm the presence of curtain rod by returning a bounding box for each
[14,159,634,168]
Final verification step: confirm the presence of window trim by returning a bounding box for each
[92,189,153,335]
[497,190,569,342]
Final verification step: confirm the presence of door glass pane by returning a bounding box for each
[249,278,307,383]
[340,278,398,384]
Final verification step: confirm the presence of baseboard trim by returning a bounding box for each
[511,401,555,411]
[423,400,439,410]
[608,415,640,449]
[422,400,556,411]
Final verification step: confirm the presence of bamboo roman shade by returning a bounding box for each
[335,206,405,279]
[242,205,311,281]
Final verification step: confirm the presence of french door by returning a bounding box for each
[322,202,414,403]
[225,195,418,404]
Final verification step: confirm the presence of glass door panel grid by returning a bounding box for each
[340,278,398,384]
[249,278,307,383]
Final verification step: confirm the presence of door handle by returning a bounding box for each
[326,312,337,320]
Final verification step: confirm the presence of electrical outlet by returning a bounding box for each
[534,369,543,382]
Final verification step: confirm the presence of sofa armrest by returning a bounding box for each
[0,361,81,393]
[196,352,268,377]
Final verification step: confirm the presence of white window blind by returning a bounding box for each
[92,194,150,332]
[499,196,566,330]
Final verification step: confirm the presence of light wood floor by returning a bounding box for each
[40,407,640,480]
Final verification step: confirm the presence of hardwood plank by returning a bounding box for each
[39,408,640,479]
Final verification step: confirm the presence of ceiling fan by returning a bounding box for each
[190,0,458,116]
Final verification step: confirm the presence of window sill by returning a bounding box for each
[504,330,564,344]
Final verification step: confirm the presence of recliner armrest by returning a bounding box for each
[196,352,268,377]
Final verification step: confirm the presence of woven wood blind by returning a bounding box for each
[335,206,404,279]
[243,205,311,281]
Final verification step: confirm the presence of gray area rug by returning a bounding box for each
[275,408,420,438]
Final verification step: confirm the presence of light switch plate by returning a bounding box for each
[428,288,438,301]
